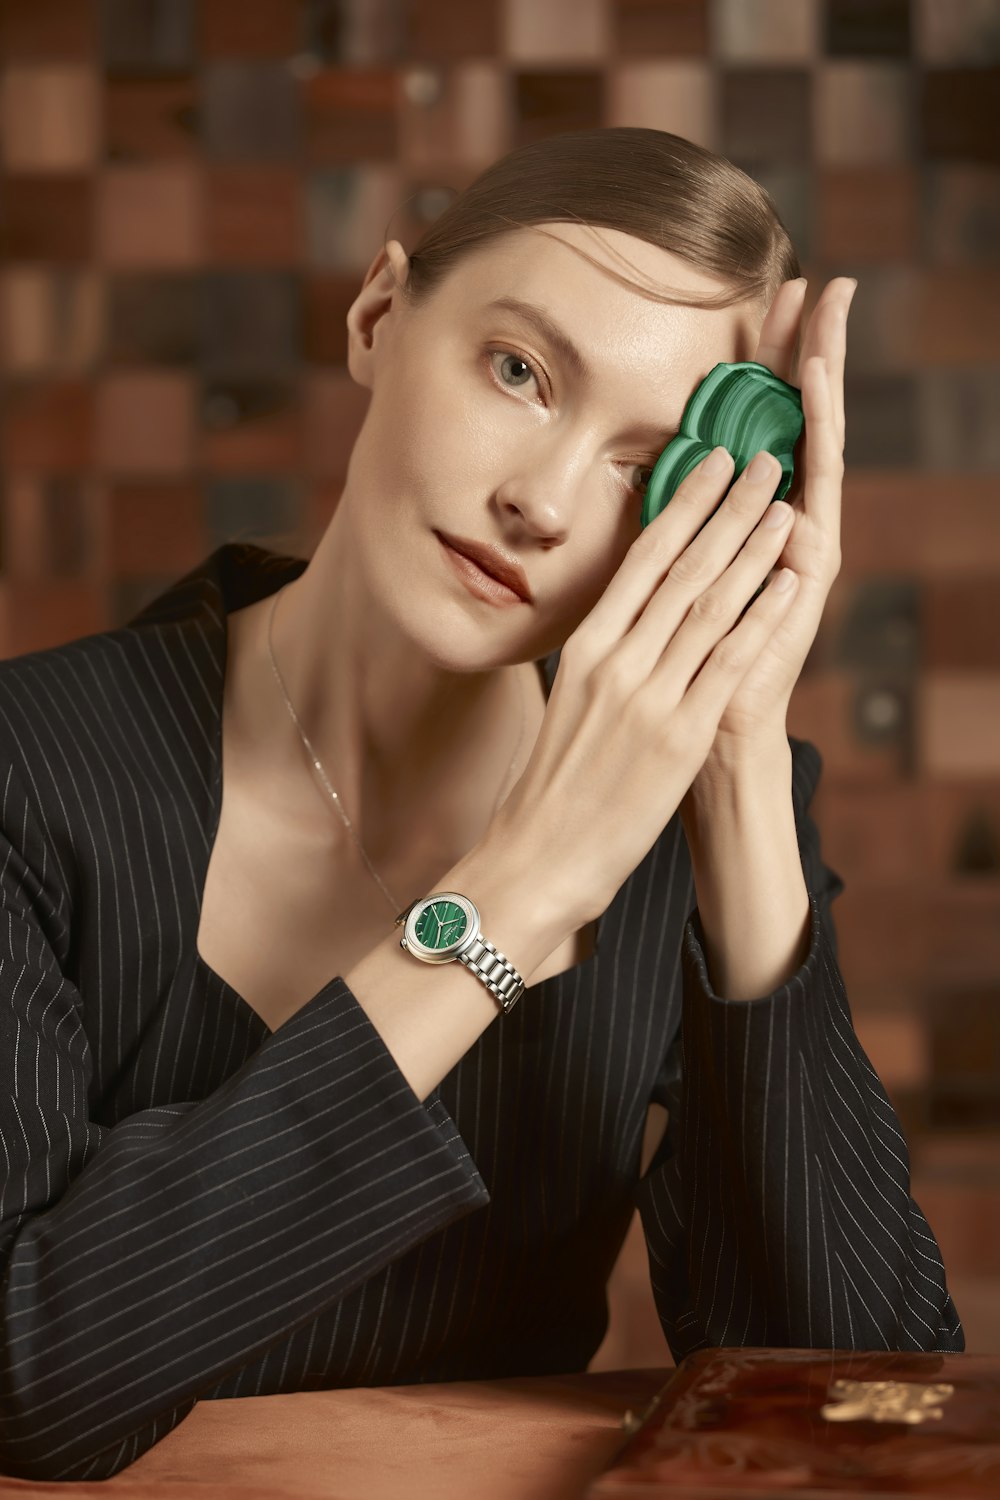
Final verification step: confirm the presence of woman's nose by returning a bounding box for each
[494,434,591,539]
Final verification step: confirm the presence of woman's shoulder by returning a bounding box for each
[0,553,219,728]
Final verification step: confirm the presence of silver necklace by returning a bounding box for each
[265,582,526,915]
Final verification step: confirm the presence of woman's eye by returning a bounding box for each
[629,464,655,494]
[490,350,541,396]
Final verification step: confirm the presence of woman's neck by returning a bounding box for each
[223,526,547,864]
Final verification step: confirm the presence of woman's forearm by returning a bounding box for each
[680,738,812,1001]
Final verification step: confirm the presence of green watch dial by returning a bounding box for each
[415,899,469,950]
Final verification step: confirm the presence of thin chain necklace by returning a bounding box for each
[266,582,526,915]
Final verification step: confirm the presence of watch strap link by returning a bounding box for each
[457,934,525,1015]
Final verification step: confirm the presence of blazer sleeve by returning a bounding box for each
[0,761,489,1482]
[634,735,965,1360]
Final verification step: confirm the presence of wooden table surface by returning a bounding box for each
[0,1367,673,1500]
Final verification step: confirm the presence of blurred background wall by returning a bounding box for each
[0,0,998,1366]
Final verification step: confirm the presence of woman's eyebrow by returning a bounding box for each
[483,297,592,383]
[482,295,681,446]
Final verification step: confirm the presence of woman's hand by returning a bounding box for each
[689,275,857,779]
[493,449,805,930]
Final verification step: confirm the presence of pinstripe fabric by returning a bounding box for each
[0,543,962,1481]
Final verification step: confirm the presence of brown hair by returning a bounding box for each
[394,127,801,317]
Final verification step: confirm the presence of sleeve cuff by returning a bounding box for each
[682,888,827,1008]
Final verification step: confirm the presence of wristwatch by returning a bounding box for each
[394,891,526,1015]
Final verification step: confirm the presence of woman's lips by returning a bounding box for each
[437,534,529,607]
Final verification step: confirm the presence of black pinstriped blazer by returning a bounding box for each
[0,543,962,1481]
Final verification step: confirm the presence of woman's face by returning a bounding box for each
[343,222,763,670]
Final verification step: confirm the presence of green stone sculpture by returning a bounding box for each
[640,360,804,532]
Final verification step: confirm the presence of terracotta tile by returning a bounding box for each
[306,165,404,272]
[0,581,108,657]
[841,473,1000,578]
[2,380,94,470]
[714,0,820,63]
[0,0,97,57]
[916,369,1000,471]
[514,71,604,146]
[403,0,500,61]
[833,577,920,676]
[815,61,912,166]
[922,68,1000,166]
[920,674,1000,779]
[99,0,195,74]
[754,166,813,260]
[911,1178,1000,1277]
[0,65,101,172]
[205,476,302,551]
[201,271,300,377]
[721,68,812,166]
[836,267,917,375]
[922,164,1000,265]
[914,0,1000,64]
[305,0,408,64]
[202,62,303,160]
[97,165,202,268]
[449,61,514,166]
[104,78,199,161]
[304,370,370,477]
[106,480,208,574]
[303,275,357,362]
[108,273,198,364]
[929,986,1000,1083]
[505,0,609,62]
[96,371,195,475]
[837,882,1000,990]
[810,782,999,885]
[842,372,919,466]
[0,176,92,261]
[205,167,303,264]
[201,379,303,471]
[399,63,511,174]
[0,269,104,374]
[816,166,918,262]
[834,883,929,987]
[2,474,103,578]
[825,0,912,55]
[200,0,301,57]
[786,669,903,783]
[304,69,399,162]
[606,62,717,150]
[615,0,708,55]
[904,268,1000,367]
[854,1011,929,1091]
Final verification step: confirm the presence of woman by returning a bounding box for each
[0,128,961,1481]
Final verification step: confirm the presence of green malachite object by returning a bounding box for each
[640,361,804,531]
[414,899,468,951]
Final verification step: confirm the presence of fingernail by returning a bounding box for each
[747,451,774,483]
[703,446,731,476]
[773,568,796,593]
[764,500,792,528]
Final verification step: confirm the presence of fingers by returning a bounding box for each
[796,278,856,446]
[613,448,794,687]
[754,278,808,385]
[673,561,798,732]
[576,444,736,652]
[800,356,843,551]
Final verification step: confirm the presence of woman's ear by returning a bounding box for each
[346,239,411,389]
